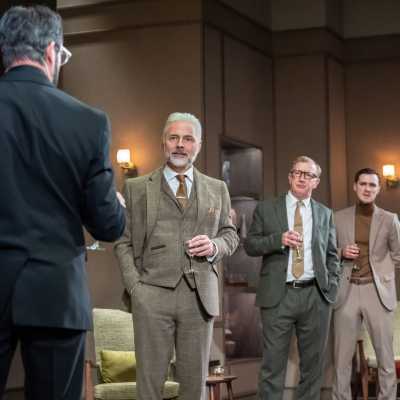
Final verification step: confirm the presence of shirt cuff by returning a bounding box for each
[207,241,218,263]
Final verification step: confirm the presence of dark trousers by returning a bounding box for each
[259,285,331,400]
[0,305,86,400]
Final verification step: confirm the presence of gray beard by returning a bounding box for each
[168,153,198,169]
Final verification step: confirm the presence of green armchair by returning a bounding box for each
[85,308,179,400]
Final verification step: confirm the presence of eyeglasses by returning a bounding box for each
[290,169,318,180]
[58,45,72,66]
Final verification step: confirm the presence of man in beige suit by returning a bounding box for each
[115,112,239,400]
[332,168,400,400]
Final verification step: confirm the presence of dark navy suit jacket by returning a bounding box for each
[0,66,125,330]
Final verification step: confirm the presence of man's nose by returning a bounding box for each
[176,138,184,147]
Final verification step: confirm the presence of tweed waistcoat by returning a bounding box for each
[140,176,198,287]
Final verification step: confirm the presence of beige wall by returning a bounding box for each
[343,0,400,38]
[274,55,330,203]
[270,0,326,31]
[328,58,348,210]
[223,37,274,197]
[220,0,271,28]
[345,60,400,213]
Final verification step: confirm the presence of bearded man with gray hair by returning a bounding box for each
[115,112,239,400]
[0,6,125,399]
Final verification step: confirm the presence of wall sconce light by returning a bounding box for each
[117,149,138,178]
[382,164,400,188]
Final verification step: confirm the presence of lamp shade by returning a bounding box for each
[117,149,131,164]
[382,164,396,177]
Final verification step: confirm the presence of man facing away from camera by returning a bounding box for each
[0,6,125,399]
[115,112,239,400]
[244,156,340,400]
[332,168,400,400]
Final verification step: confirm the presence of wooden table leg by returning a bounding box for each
[215,383,220,400]
[209,384,216,400]
[226,381,234,400]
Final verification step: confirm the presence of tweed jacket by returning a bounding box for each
[114,167,239,316]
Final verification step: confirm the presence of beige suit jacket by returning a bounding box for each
[334,205,400,311]
[114,167,239,316]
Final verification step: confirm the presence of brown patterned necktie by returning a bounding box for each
[292,200,304,279]
[176,174,188,209]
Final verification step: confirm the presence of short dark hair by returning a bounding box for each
[354,168,381,184]
[0,5,63,69]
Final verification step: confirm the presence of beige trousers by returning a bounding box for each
[332,282,396,400]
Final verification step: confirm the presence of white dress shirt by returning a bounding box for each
[163,164,194,196]
[286,191,314,281]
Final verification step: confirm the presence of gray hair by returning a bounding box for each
[162,112,202,142]
[0,5,63,69]
[291,155,322,177]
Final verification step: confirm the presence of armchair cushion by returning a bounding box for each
[100,350,136,383]
[94,381,179,400]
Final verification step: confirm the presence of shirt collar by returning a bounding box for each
[163,164,194,183]
[287,191,311,208]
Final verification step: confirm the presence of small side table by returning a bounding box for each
[206,375,238,400]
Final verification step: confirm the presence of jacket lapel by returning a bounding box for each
[311,199,319,246]
[274,194,288,232]
[369,205,384,252]
[146,168,163,239]
[193,168,207,234]
[348,206,356,244]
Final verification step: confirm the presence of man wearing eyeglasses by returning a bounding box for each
[0,6,125,400]
[332,168,400,400]
[244,156,340,400]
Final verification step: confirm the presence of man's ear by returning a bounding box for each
[44,41,56,66]
[42,41,57,82]
[311,178,320,190]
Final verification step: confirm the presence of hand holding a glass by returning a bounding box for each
[282,230,303,248]
[185,235,215,258]
[342,243,360,260]
[282,230,303,260]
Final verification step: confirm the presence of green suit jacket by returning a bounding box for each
[244,194,340,308]
[114,167,239,316]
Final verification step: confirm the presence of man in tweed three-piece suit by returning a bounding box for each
[115,112,239,400]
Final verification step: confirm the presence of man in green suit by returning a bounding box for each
[115,112,239,400]
[244,156,340,400]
